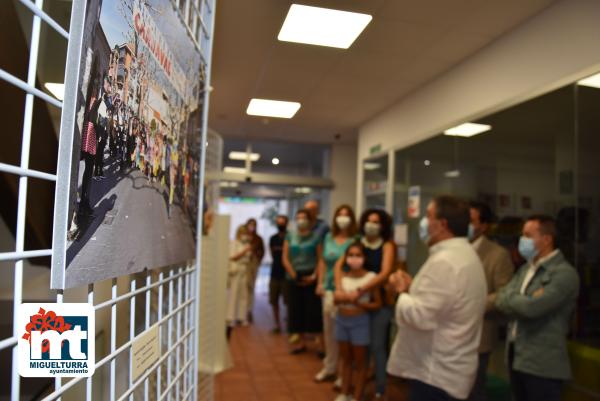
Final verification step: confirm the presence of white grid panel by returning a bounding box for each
[0,0,216,400]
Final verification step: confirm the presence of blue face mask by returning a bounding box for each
[518,236,539,262]
[419,216,430,243]
[467,224,475,241]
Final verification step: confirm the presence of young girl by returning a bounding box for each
[334,242,382,401]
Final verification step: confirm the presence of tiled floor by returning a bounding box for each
[215,269,408,401]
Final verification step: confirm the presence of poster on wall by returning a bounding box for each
[407,186,421,218]
[51,0,205,289]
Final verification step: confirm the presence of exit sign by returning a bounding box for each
[369,144,382,155]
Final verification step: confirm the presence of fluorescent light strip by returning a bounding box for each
[44,82,64,101]
[229,151,260,161]
[444,122,491,138]
[223,167,247,174]
[246,98,301,119]
[278,4,372,49]
[364,162,380,170]
[578,73,600,89]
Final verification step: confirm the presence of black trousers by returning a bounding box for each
[509,344,563,401]
[80,152,95,210]
[408,380,460,401]
[468,352,490,401]
[286,275,322,334]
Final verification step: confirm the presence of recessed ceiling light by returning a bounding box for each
[294,187,312,194]
[229,151,260,161]
[278,4,372,49]
[444,169,461,178]
[272,157,280,165]
[424,160,431,166]
[578,72,600,89]
[219,181,239,188]
[44,82,64,101]
[444,123,491,138]
[223,166,247,174]
[364,162,380,170]
[246,98,301,119]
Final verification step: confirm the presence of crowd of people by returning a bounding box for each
[226,197,579,401]
[77,74,197,221]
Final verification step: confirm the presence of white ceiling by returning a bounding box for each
[209,0,558,144]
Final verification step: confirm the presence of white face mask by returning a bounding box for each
[335,215,351,230]
[296,218,310,230]
[346,255,364,271]
[364,221,381,237]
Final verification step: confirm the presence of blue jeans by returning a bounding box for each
[370,306,393,394]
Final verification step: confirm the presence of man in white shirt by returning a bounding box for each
[387,195,487,401]
[495,215,579,401]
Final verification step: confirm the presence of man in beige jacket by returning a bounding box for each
[468,201,514,401]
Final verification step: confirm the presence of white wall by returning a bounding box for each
[357,0,600,209]
[328,142,358,219]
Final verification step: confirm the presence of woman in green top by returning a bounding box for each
[314,205,358,383]
[283,208,323,353]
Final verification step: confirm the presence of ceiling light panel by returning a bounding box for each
[278,4,372,49]
[223,166,247,174]
[578,73,600,89]
[229,151,260,161]
[444,122,491,138]
[44,82,65,101]
[246,98,301,119]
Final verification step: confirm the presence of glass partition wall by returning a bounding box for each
[364,77,600,398]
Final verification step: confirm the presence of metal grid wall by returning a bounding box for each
[0,0,216,400]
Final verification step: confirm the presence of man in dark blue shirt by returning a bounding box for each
[269,215,289,333]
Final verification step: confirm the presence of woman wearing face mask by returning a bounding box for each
[283,209,323,353]
[336,208,395,399]
[334,242,382,401]
[245,218,265,323]
[314,205,358,383]
[226,225,253,327]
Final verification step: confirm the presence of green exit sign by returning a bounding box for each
[369,144,382,155]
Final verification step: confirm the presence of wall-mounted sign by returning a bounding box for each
[369,144,382,155]
[51,0,205,288]
[407,186,421,218]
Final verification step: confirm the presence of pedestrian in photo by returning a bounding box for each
[283,209,323,353]
[335,208,395,399]
[94,75,112,179]
[78,82,101,217]
[269,215,289,333]
[387,195,487,401]
[226,225,253,327]
[334,241,382,401]
[246,217,265,323]
[315,204,358,384]
[495,215,579,401]
[467,201,514,401]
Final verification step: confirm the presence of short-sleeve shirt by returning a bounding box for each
[286,230,320,277]
[322,233,355,291]
[269,232,286,280]
[313,219,330,243]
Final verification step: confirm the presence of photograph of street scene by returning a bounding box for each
[59,0,204,288]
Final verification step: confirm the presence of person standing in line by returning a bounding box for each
[314,205,358,383]
[246,218,265,323]
[305,199,330,241]
[387,195,487,401]
[226,225,253,327]
[269,215,289,333]
[335,208,395,399]
[467,201,514,401]
[334,242,382,401]
[283,209,323,354]
[495,215,579,401]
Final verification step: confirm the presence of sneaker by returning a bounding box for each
[334,394,350,401]
[333,377,342,390]
[314,369,335,382]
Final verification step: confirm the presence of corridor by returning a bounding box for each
[215,268,408,401]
